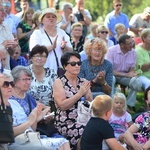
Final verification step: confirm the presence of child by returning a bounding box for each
[10,45,28,69]
[109,93,133,141]
[80,95,125,150]
[110,23,125,45]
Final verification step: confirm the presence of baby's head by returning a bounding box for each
[92,95,112,119]
[112,93,127,111]
[115,23,125,36]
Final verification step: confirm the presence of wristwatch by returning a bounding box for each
[101,81,107,86]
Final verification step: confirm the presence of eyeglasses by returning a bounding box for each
[2,81,15,88]
[2,2,11,7]
[33,55,47,59]
[92,49,102,53]
[99,31,108,34]
[67,61,82,66]
[19,78,32,82]
[116,4,122,7]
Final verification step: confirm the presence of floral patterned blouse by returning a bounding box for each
[28,65,57,106]
[133,111,150,144]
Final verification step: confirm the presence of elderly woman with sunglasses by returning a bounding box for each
[96,25,114,48]
[78,38,113,98]
[0,73,14,150]
[53,51,93,150]
[7,66,71,150]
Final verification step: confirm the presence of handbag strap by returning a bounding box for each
[44,30,60,68]
[0,88,6,111]
[26,94,32,113]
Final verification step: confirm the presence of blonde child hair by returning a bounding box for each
[113,93,127,110]
[92,95,112,117]
[115,23,125,32]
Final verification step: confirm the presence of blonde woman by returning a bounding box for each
[79,38,113,97]
[96,25,114,48]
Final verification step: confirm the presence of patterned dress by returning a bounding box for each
[29,65,57,106]
[133,111,150,144]
[55,75,85,150]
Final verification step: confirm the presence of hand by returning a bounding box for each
[28,108,38,125]
[126,71,138,78]
[93,71,106,84]
[2,39,18,49]
[78,81,91,96]
[60,37,67,50]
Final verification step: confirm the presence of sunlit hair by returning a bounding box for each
[32,10,41,27]
[62,2,73,11]
[113,0,122,4]
[92,95,112,117]
[71,22,83,31]
[0,73,13,82]
[96,25,108,35]
[140,28,150,42]
[113,92,127,110]
[115,23,125,31]
[84,37,107,60]
[22,7,34,23]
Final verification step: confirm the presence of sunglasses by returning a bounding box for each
[100,31,108,34]
[116,4,122,7]
[67,61,82,66]
[2,81,15,88]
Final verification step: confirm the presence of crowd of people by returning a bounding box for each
[1,0,150,149]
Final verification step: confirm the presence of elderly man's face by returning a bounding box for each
[0,4,5,23]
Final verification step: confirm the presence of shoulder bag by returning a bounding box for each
[77,99,93,126]
[15,129,42,146]
[44,30,65,77]
[27,94,57,137]
[0,89,14,143]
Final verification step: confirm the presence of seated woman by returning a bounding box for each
[0,73,14,150]
[70,22,85,53]
[96,25,114,48]
[123,110,150,150]
[78,38,113,98]
[53,51,93,150]
[135,28,150,90]
[28,45,57,106]
[9,66,71,150]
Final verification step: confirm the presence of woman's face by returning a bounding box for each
[97,30,108,40]
[91,45,104,62]
[0,75,13,99]
[15,73,32,92]
[31,52,47,67]
[26,11,34,21]
[65,56,81,75]
[71,26,82,37]
[143,34,150,44]
[42,13,57,26]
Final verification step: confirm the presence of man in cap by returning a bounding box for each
[129,7,150,37]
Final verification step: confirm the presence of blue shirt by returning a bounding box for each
[10,56,28,69]
[78,59,113,93]
[104,11,129,37]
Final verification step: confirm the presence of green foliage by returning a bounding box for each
[68,0,150,22]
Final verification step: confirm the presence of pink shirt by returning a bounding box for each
[106,44,136,73]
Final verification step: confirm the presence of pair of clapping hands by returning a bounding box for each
[2,38,18,50]
[49,36,67,51]
[28,103,54,124]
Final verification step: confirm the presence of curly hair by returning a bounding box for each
[84,37,107,60]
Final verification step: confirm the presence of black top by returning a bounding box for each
[81,117,115,150]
